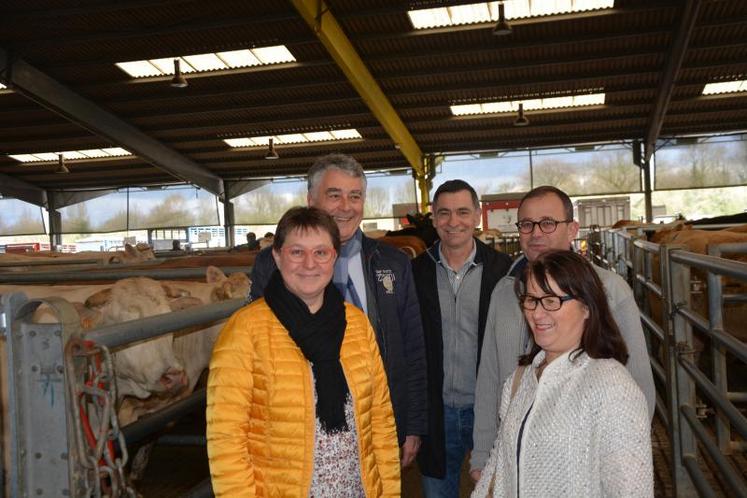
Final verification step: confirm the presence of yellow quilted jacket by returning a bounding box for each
[206,299,401,497]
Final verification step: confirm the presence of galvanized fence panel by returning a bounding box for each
[0,292,244,497]
[588,228,747,498]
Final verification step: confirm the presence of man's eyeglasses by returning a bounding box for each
[519,294,576,311]
[282,246,336,264]
[515,219,572,234]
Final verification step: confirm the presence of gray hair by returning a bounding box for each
[307,153,367,200]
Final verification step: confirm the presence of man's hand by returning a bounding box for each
[400,435,421,468]
[469,469,482,483]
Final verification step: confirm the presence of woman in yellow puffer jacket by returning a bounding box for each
[207,206,400,497]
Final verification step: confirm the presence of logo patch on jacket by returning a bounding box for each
[375,270,396,294]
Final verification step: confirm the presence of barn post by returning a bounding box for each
[415,154,436,214]
[643,159,653,223]
[46,191,62,250]
[223,196,235,248]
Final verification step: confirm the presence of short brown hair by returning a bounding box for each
[273,206,341,255]
[516,250,628,366]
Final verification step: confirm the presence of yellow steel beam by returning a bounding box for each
[291,0,424,180]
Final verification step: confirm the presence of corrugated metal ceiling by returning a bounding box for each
[0,0,745,194]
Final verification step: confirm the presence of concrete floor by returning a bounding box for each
[137,413,743,497]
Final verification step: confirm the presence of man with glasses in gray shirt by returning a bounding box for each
[469,185,655,482]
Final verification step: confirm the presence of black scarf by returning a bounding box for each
[264,270,350,433]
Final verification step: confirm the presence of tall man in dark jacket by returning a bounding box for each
[249,153,428,467]
[412,180,512,497]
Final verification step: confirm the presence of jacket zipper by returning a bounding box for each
[515,402,534,498]
[341,364,369,498]
[362,246,387,361]
[307,364,317,498]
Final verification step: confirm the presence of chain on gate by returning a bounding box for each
[65,337,137,497]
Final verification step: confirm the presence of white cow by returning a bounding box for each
[0,243,155,271]
[0,266,250,487]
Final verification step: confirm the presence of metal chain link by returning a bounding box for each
[65,338,137,497]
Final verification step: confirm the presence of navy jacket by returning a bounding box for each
[411,238,512,478]
[250,234,428,444]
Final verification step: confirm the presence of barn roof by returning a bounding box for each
[1,0,745,201]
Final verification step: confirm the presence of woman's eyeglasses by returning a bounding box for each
[515,219,572,234]
[282,246,336,264]
[519,294,576,311]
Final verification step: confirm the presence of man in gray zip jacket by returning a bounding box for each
[469,186,655,481]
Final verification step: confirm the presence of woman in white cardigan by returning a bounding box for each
[472,250,653,498]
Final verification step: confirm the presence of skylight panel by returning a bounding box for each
[251,46,295,65]
[276,133,307,144]
[304,131,334,142]
[115,61,161,78]
[79,149,112,158]
[8,148,133,163]
[330,129,362,140]
[9,154,39,163]
[408,0,614,29]
[450,3,491,25]
[250,136,272,146]
[702,80,747,95]
[183,53,225,72]
[224,138,254,148]
[61,151,88,160]
[408,8,451,29]
[116,45,295,78]
[451,93,605,116]
[101,147,131,156]
[32,153,60,161]
[217,49,261,68]
[224,129,362,148]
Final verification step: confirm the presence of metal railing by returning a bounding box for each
[588,227,747,498]
[0,292,242,497]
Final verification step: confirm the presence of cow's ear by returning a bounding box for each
[206,265,226,283]
[85,288,112,308]
[73,302,103,329]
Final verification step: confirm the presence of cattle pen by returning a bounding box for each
[2,1,747,495]
[0,234,745,496]
[587,225,747,497]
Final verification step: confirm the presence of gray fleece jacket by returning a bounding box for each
[470,255,656,471]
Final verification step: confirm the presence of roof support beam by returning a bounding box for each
[643,0,702,162]
[0,48,224,197]
[290,0,424,178]
[0,172,47,207]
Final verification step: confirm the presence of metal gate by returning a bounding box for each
[589,226,747,497]
[0,291,244,497]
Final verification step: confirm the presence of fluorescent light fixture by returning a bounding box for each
[116,45,296,78]
[224,129,362,148]
[408,0,614,29]
[0,82,7,90]
[9,148,133,163]
[451,93,606,116]
[702,79,747,95]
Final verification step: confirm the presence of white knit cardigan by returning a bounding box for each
[472,350,653,498]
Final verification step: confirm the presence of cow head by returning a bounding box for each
[84,277,188,399]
